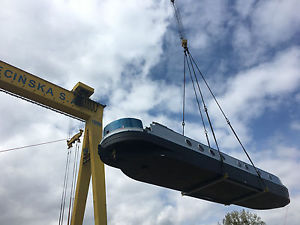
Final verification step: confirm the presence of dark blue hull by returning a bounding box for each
[99,130,290,209]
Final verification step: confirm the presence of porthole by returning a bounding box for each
[237,161,242,167]
[209,149,215,156]
[185,139,192,146]
[198,144,205,152]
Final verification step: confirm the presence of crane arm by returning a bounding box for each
[0,60,104,121]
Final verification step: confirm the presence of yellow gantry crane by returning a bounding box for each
[0,60,107,225]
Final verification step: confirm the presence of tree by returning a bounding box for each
[219,209,266,225]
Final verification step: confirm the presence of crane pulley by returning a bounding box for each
[67,129,83,149]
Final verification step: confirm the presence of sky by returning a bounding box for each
[0,0,299,224]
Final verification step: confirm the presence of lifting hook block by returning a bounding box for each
[181,39,188,50]
[67,129,84,149]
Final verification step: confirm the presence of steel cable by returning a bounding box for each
[0,139,67,153]
[184,51,211,148]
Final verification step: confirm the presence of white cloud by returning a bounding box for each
[233,24,252,49]
[212,47,300,122]
[252,0,300,46]
[290,121,300,131]
[296,93,300,102]
[1,0,300,225]
[234,0,256,19]
[178,0,230,50]
[251,144,300,225]
[196,47,300,151]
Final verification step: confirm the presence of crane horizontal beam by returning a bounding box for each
[0,60,104,121]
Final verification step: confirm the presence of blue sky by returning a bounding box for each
[0,0,299,224]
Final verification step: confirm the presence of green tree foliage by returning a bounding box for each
[219,209,266,225]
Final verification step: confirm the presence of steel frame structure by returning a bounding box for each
[0,60,107,225]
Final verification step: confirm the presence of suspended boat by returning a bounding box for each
[98,118,290,210]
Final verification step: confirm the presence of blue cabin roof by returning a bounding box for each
[103,118,143,136]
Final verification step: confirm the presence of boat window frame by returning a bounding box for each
[185,139,192,146]
[198,144,205,152]
[209,149,215,156]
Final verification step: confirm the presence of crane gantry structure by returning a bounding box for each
[0,60,107,225]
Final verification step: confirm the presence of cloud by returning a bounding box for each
[252,0,300,46]
[1,0,300,225]
[290,121,300,131]
[193,47,300,151]
[234,0,256,19]
[252,144,300,225]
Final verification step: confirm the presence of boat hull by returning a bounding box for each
[99,130,290,209]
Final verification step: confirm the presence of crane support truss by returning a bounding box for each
[0,60,107,225]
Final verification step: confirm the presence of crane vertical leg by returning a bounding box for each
[87,117,107,225]
[70,115,107,225]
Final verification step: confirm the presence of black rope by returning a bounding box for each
[170,0,265,190]
[58,148,72,225]
[72,143,80,210]
[170,0,185,41]
[188,51,264,183]
[184,51,211,148]
[67,142,80,225]
[0,139,66,153]
[187,50,223,163]
[182,50,186,135]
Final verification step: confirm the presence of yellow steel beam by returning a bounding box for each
[0,60,104,120]
[0,60,107,225]
[71,110,107,225]
[87,115,107,225]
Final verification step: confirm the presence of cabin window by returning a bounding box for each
[198,144,204,152]
[245,164,249,170]
[209,149,215,156]
[185,139,192,146]
[269,174,273,180]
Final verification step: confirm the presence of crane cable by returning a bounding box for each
[189,51,265,182]
[187,49,223,162]
[182,52,186,135]
[0,139,67,153]
[184,49,223,164]
[67,142,80,225]
[171,0,265,186]
[58,146,72,225]
[184,50,211,148]
[170,0,185,41]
